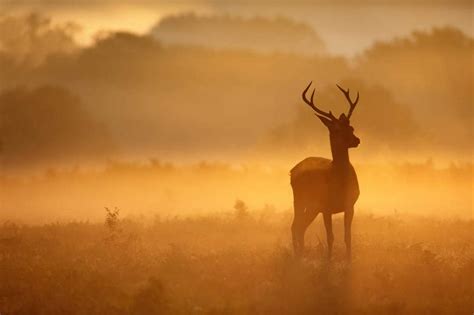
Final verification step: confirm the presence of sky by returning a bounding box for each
[1,1,472,56]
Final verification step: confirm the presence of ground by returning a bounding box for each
[0,210,472,315]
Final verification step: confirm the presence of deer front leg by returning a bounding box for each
[344,207,354,260]
[323,212,334,259]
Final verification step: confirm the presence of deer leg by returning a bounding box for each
[302,209,318,231]
[344,207,354,260]
[291,199,305,256]
[292,210,318,256]
[296,208,318,252]
[323,212,334,259]
[291,217,303,256]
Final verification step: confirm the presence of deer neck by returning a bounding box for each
[330,142,350,168]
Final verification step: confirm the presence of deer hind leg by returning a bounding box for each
[344,207,354,260]
[323,212,334,259]
[292,203,318,256]
[301,207,318,242]
[291,197,305,256]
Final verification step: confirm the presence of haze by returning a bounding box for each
[0,1,472,222]
[1,3,473,314]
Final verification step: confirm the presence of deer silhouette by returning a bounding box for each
[290,82,360,259]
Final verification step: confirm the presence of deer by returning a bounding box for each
[290,82,360,259]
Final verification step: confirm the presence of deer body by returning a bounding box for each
[291,82,360,259]
[291,157,359,214]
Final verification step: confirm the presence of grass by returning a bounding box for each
[0,210,472,314]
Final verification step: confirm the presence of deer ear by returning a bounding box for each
[315,114,334,129]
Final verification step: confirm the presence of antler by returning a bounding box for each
[302,82,337,121]
[336,84,359,119]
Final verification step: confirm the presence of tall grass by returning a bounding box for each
[0,209,472,314]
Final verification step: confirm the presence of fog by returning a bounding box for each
[0,4,473,315]
[0,4,472,222]
[1,160,471,224]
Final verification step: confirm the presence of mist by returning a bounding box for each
[0,3,473,315]
[0,7,472,220]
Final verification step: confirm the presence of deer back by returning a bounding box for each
[291,157,359,213]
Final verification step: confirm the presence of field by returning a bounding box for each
[1,208,472,315]
[1,4,473,315]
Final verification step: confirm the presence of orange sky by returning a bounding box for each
[2,2,472,56]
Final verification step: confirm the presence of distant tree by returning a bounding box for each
[0,85,114,168]
[234,199,249,220]
[0,13,79,66]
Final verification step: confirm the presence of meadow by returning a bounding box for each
[0,207,472,315]
[0,7,472,315]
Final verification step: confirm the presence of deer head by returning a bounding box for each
[302,82,360,150]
